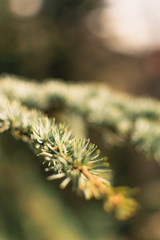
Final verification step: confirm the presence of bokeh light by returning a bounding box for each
[87,0,160,54]
[9,0,44,18]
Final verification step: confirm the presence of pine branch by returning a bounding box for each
[0,94,138,220]
[1,75,160,163]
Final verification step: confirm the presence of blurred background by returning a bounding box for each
[0,0,160,239]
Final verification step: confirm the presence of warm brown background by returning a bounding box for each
[0,1,160,240]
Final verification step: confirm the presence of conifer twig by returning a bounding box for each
[1,75,160,163]
[0,94,138,220]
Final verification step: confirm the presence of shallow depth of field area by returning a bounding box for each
[0,1,160,240]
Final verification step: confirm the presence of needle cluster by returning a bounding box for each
[0,91,138,220]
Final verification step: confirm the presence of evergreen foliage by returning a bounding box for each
[1,75,160,163]
[4,74,160,220]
